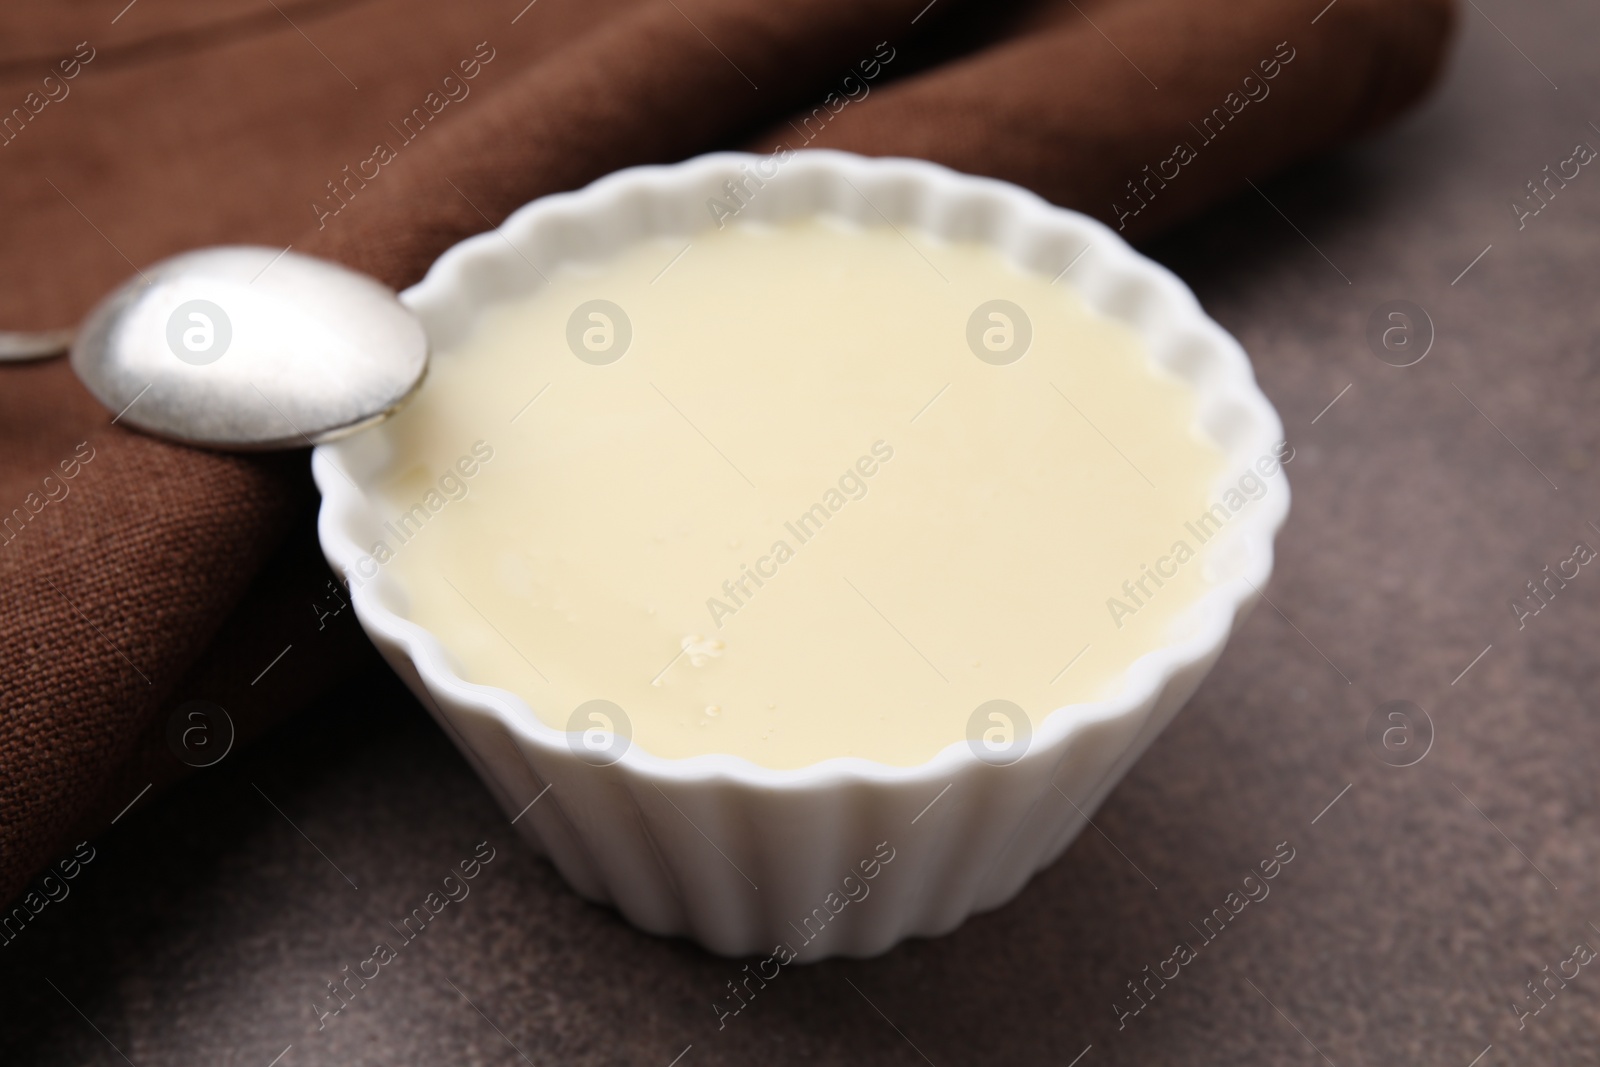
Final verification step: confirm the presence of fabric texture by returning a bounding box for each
[0,0,1455,906]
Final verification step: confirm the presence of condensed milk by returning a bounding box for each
[373,217,1228,768]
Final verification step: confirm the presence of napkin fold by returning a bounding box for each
[0,0,1454,907]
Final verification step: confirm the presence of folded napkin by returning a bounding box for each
[0,0,1454,907]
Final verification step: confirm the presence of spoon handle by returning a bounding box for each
[0,328,74,362]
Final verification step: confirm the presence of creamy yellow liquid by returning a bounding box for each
[369,218,1227,768]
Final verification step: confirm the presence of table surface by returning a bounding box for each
[5,3,1600,1065]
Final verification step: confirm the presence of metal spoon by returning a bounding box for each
[4,246,428,451]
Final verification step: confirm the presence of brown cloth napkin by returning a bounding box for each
[0,0,1454,908]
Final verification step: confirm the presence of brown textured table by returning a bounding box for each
[4,2,1600,1065]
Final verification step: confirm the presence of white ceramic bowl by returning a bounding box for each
[314,151,1288,960]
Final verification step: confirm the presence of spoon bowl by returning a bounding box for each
[71,246,428,450]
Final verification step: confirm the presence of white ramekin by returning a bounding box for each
[313,151,1288,960]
